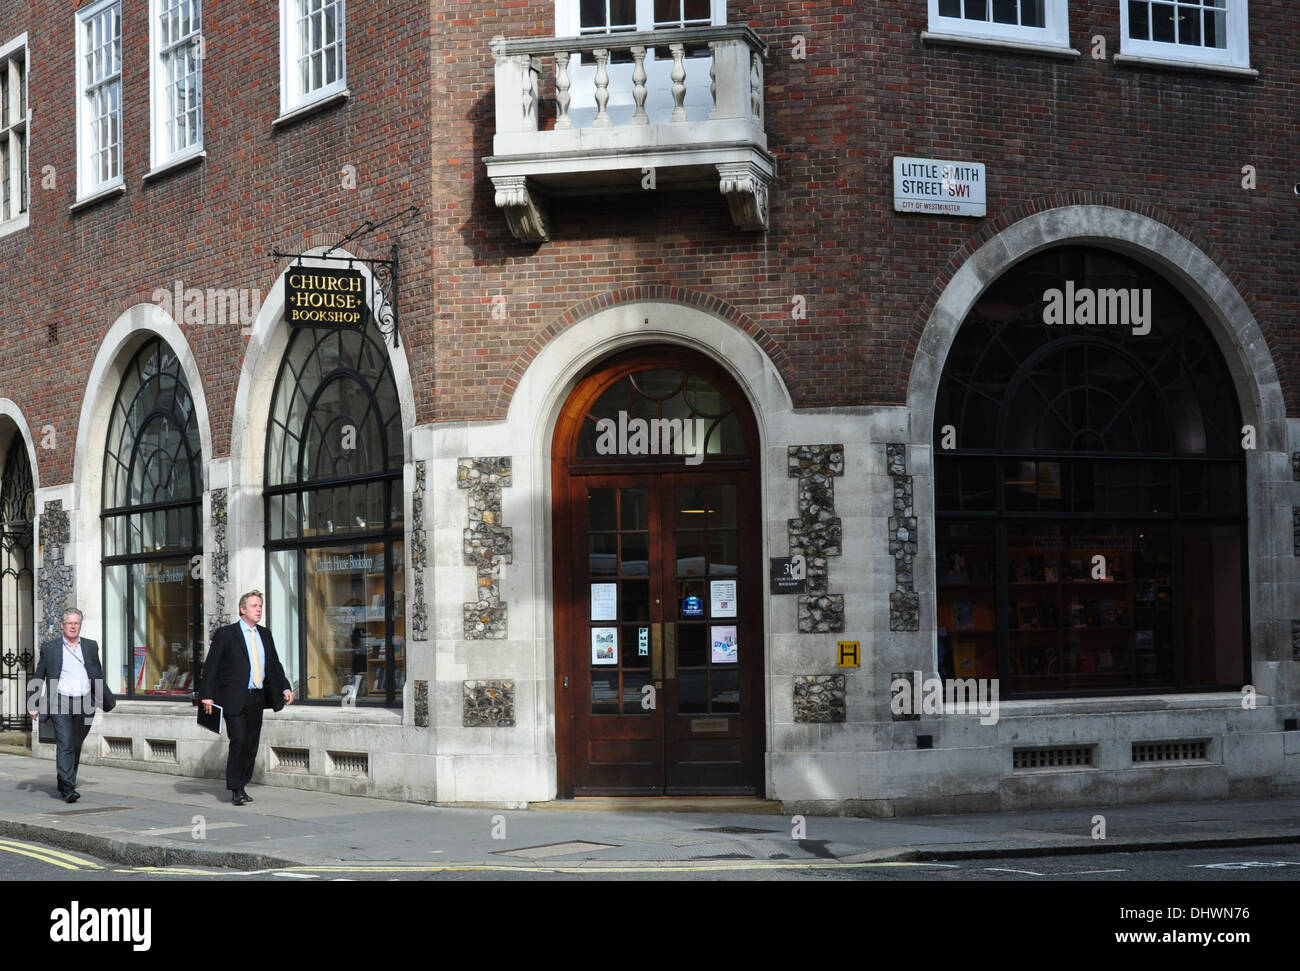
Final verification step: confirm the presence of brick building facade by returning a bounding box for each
[0,0,1296,812]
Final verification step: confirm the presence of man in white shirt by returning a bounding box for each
[28,609,115,803]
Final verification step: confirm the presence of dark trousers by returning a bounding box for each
[225,689,265,791]
[51,695,94,794]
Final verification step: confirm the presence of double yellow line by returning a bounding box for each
[0,838,103,871]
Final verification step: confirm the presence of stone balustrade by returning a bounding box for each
[485,25,775,241]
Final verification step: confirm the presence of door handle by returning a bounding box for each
[651,623,663,679]
[665,622,676,679]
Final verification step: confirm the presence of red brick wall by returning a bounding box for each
[430,0,1297,420]
[0,0,1294,489]
[0,0,432,486]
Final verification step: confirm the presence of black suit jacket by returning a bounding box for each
[31,637,116,719]
[200,622,290,716]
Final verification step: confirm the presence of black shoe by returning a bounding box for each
[231,790,246,806]
[64,790,80,804]
[238,789,253,803]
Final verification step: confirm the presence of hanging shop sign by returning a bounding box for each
[285,267,369,330]
[893,157,986,218]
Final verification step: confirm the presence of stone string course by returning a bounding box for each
[887,444,919,632]
[459,457,512,639]
[410,461,429,641]
[788,445,845,633]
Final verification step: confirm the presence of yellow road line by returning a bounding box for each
[0,844,82,870]
[0,838,102,869]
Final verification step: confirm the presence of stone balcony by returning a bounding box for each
[484,25,774,242]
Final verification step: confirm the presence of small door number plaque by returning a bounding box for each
[770,555,807,594]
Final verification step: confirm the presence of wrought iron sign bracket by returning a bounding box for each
[268,206,418,349]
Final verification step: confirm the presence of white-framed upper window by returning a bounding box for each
[1120,0,1249,68]
[928,0,1071,49]
[75,0,124,199]
[280,0,347,115]
[556,0,725,36]
[0,34,29,228]
[150,0,203,168]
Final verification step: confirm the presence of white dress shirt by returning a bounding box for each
[58,639,92,697]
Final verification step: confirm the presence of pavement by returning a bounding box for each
[1,746,1299,872]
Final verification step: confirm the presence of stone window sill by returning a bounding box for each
[273,89,350,131]
[1112,52,1258,79]
[143,150,206,183]
[70,181,126,214]
[921,30,1081,59]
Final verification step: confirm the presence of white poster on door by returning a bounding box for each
[590,583,617,621]
[710,580,737,618]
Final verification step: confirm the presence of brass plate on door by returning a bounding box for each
[690,718,729,733]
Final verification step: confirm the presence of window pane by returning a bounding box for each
[103,564,129,694]
[303,542,390,700]
[1181,525,1243,687]
[1152,2,1176,42]
[1128,1,1150,39]
[268,549,301,695]
[132,559,199,696]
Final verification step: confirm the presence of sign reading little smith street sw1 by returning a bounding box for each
[285,266,369,329]
[893,156,987,218]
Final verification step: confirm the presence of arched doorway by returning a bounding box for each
[552,345,764,796]
[933,245,1249,696]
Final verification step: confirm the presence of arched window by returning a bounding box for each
[934,246,1248,696]
[102,338,204,697]
[265,320,404,704]
[0,440,34,728]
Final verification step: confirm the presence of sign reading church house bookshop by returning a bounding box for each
[893,157,986,218]
[285,266,369,329]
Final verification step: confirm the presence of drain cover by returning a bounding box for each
[496,840,619,859]
[696,826,777,835]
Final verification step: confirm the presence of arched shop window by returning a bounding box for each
[0,441,34,728]
[102,338,204,697]
[265,319,404,704]
[934,246,1248,697]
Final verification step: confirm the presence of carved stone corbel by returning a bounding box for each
[492,176,548,242]
[717,162,772,232]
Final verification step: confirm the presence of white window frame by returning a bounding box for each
[279,0,348,116]
[0,33,29,236]
[1119,0,1249,69]
[75,0,124,201]
[555,0,726,37]
[926,0,1071,50]
[149,0,204,171]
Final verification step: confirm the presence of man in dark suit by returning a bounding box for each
[27,608,116,803]
[200,590,293,805]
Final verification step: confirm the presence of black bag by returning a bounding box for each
[37,717,55,744]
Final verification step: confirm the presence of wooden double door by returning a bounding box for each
[553,349,764,796]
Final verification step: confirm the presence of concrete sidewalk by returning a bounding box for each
[1,750,1299,871]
